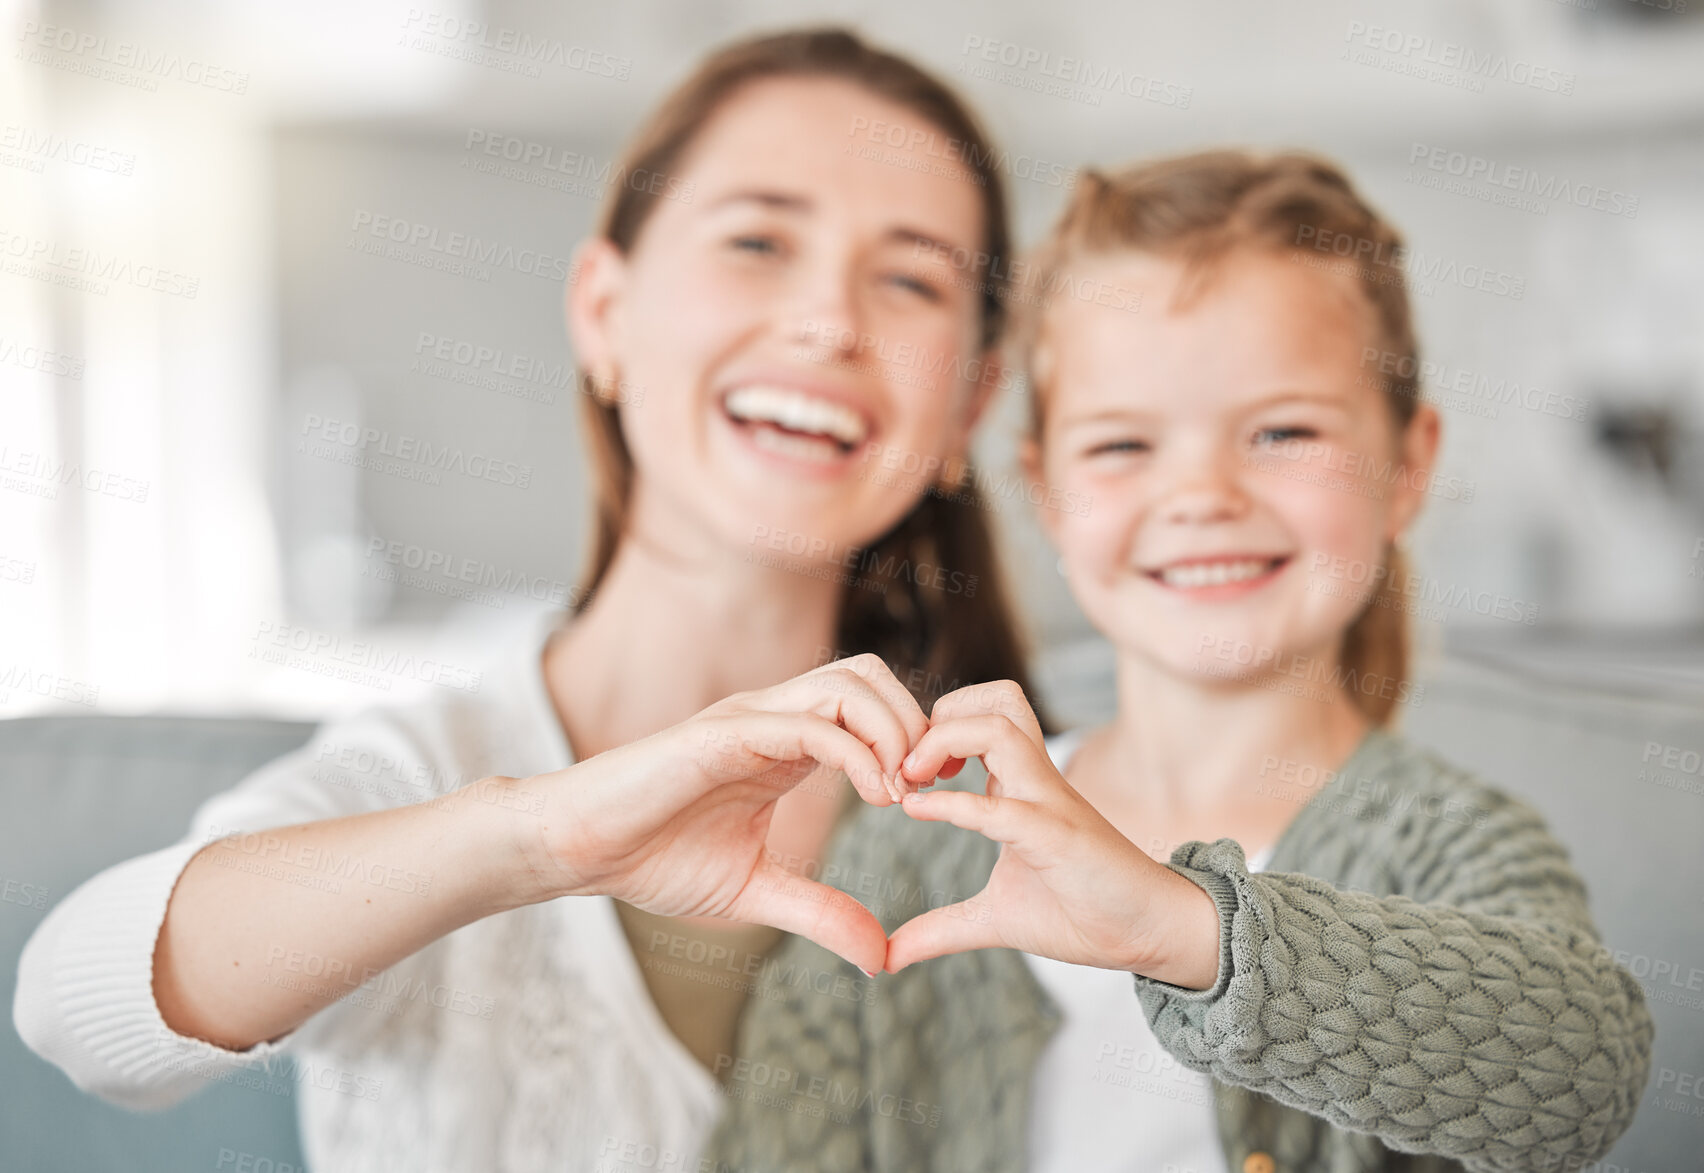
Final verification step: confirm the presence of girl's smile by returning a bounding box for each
[1140,552,1294,601]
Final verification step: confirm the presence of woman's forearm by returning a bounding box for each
[152,777,548,1051]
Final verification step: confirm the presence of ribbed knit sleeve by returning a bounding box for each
[1134,752,1654,1173]
[13,841,302,1110]
[12,709,433,1110]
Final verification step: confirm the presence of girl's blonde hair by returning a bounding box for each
[1019,150,1420,726]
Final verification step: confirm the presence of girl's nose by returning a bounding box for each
[1157,450,1250,525]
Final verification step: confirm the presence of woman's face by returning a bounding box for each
[1028,249,1439,686]
[570,77,994,566]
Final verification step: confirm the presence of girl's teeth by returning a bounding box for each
[724,386,868,447]
[1159,559,1275,589]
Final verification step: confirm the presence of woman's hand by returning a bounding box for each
[508,654,928,974]
[885,682,1221,987]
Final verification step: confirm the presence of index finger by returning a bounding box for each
[810,652,930,751]
[930,681,1044,750]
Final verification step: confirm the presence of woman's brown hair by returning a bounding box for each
[572,27,1044,721]
[1018,150,1422,726]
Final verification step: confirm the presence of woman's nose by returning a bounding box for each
[786,256,862,352]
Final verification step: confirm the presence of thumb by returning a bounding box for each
[733,858,889,976]
[884,898,1001,973]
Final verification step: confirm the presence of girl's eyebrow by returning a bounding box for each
[1054,408,1158,428]
[1054,390,1355,428]
[704,189,811,213]
[1242,390,1355,413]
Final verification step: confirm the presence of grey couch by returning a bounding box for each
[5,653,1702,1171]
[3,716,315,1173]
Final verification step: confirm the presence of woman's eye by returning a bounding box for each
[1253,426,1317,446]
[884,272,943,302]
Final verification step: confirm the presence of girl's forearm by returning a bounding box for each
[152,777,547,1051]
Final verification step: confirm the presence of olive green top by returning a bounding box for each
[704,727,1654,1173]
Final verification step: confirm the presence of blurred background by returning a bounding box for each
[3,0,1703,1169]
[3,0,1702,719]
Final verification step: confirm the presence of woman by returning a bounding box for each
[14,28,1040,1172]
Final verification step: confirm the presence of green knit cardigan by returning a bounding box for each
[704,727,1654,1173]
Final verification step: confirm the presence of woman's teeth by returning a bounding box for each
[747,426,849,463]
[723,386,870,451]
[1157,558,1281,589]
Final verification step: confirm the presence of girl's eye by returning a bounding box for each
[728,234,783,257]
[1253,426,1317,446]
[1087,439,1149,457]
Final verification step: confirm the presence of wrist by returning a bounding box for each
[450,775,572,912]
[1120,863,1222,990]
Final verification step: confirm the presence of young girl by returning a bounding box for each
[14,29,1044,1171]
[707,152,1654,1173]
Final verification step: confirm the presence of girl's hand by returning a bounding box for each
[510,654,928,975]
[886,682,1221,987]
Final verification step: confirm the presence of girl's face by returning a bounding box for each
[570,77,995,564]
[1028,249,1439,685]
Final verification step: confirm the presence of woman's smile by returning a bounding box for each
[717,378,877,477]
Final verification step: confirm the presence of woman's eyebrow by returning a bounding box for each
[885,226,969,258]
